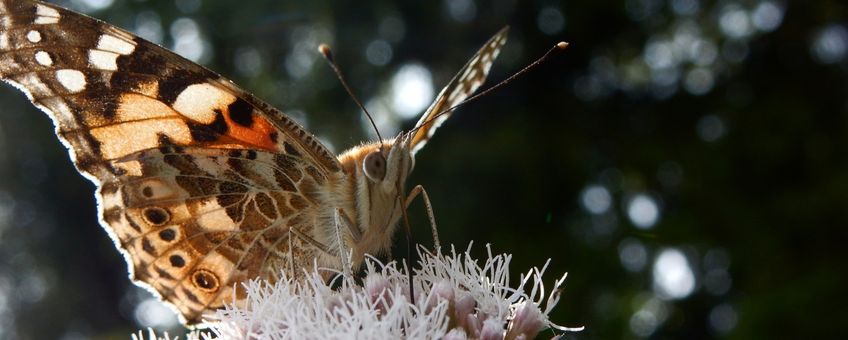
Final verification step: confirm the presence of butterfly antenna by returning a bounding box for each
[319,44,385,144]
[410,41,570,137]
[322,43,417,302]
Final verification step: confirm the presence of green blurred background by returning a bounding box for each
[0,0,845,338]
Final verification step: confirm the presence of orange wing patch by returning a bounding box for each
[0,0,341,325]
[168,82,281,152]
[89,82,282,160]
[217,96,280,152]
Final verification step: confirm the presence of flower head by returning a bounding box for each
[134,243,583,340]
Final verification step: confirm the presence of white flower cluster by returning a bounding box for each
[134,243,582,340]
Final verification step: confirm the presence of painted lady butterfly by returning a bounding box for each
[0,0,506,324]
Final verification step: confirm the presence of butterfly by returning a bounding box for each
[0,0,507,325]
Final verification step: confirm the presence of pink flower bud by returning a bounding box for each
[443,328,468,340]
[364,275,391,314]
[480,318,505,340]
[506,301,546,340]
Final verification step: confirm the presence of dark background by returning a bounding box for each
[0,0,844,339]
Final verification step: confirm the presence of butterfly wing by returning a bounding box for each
[100,145,330,324]
[409,26,509,155]
[0,0,339,324]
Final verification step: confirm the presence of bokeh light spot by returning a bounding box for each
[284,25,332,79]
[363,98,398,138]
[234,47,263,77]
[444,0,476,23]
[619,238,648,272]
[644,40,675,70]
[812,24,848,64]
[170,18,208,63]
[696,114,726,142]
[709,303,738,335]
[580,185,612,214]
[652,248,696,300]
[670,0,700,16]
[703,248,733,295]
[629,297,669,337]
[689,39,718,66]
[752,1,784,32]
[629,309,658,337]
[684,68,715,95]
[71,0,114,12]
[133,298,178,328]
[719,5,753,39]
[134,11,163,45]
[537,7,565,35]
[390,63,434,119]
[366,39,393,66]
[627,194,660,229]
[652,66,681,89]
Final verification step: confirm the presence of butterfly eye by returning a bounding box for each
[362,151,387,181]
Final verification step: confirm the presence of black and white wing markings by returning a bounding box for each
[0,0,340,182]
[100,146,325,324]
[410,26,509,154]
[0,0,516,326]
[0,0,339,325]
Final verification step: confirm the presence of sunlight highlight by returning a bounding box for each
[390,63,434,119]
[652,249,695,300]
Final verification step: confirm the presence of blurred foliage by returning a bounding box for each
[0,0,845,339]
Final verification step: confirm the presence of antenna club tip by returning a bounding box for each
[318,44,333,58]
[556,42,569,49]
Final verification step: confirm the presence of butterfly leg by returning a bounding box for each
[289,227,333,256]
[405,185,440,252]
[287,229,296,279]
[335,207,362,242]
[333,208,353,278]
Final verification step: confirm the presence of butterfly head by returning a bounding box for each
[361,132,416,184]
[340,132,416,253]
